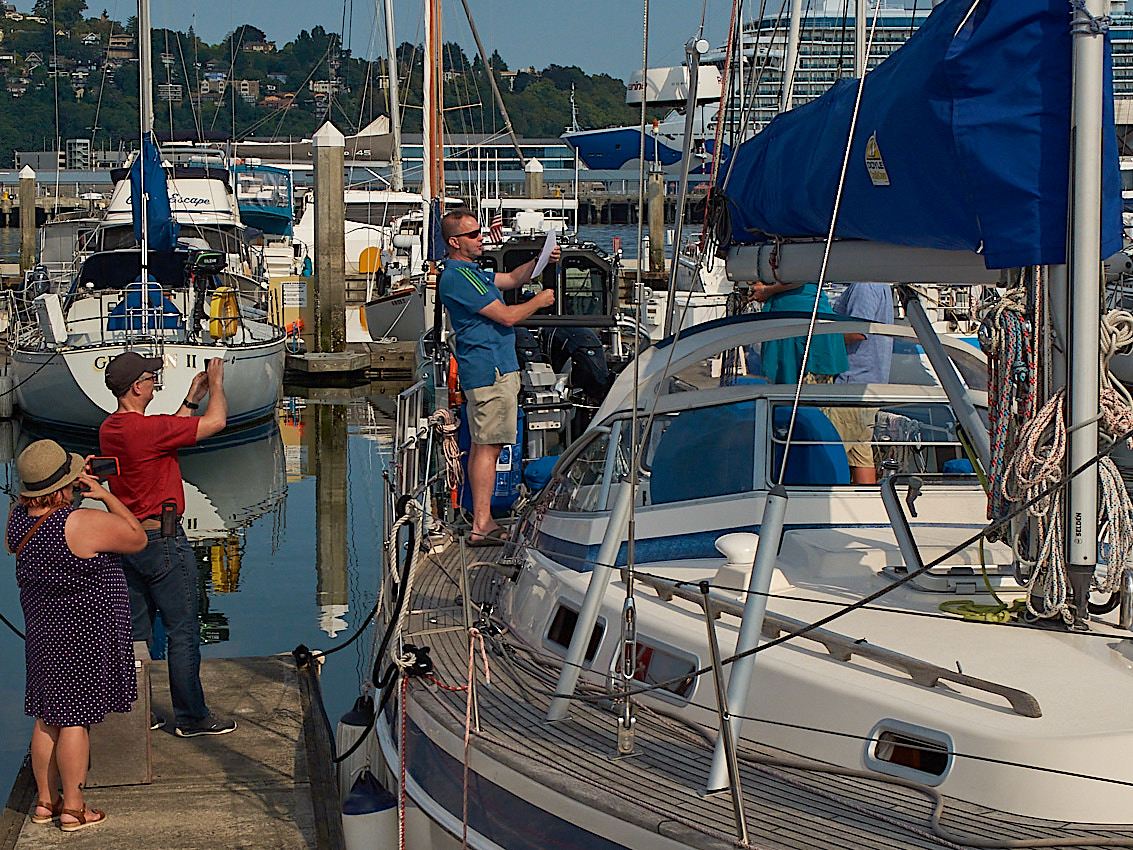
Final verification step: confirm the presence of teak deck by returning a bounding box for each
[401,536,1133,850]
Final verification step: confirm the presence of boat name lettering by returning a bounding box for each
[168,194,211,207]
[92,354,176,370]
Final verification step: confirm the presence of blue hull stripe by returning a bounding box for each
[405,716,629,849]
[537,521,990,572]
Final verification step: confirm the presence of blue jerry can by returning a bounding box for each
[456,403,525,514]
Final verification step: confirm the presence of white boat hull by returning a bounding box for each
[11,340,284,431]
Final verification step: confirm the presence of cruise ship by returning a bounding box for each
[565,0,1133,173]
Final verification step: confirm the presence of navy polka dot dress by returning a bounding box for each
[8,505,137,727]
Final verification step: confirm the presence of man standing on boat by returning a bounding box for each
[98,352,237,738]
[438,209,559,545]
[831,282,894,484]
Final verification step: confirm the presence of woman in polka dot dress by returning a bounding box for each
[6,440,146,832]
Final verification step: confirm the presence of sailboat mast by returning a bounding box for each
[781,0,803,111]
[382,0,403,191]
[422,0,443,229]
[137,0,153,133]
[1065,0,1106,623]
[138,0,152,283]
[854,0,866,77]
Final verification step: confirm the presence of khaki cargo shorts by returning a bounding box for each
[826,406,879,468]
[464,370,520,445]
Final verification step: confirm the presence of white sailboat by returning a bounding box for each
[6,0,285,431]
[338,0,1133,848]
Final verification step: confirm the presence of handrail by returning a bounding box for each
[631,571,1042,718]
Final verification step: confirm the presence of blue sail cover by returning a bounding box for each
[720,0,1122,269]
[130,133,179,252]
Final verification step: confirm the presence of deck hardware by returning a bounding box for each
[548,481,634,722]
[614,594,638,757]
[699,581,748,844]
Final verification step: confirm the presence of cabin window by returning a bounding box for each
[768,402,974,486]
[545,430,615,513]
[864,720,953,785]
[545,603,604,663]
[561,259,609,316]
[643,400,759,504]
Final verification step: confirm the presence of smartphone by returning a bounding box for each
[88,456,120,477]
[161,501,178,537]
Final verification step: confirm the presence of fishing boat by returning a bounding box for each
[333,0,1133,847]
[5,0,285,431]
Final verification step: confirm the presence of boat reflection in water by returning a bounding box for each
[15,415,288,646]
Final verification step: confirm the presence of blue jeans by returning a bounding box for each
[122,527,209,727]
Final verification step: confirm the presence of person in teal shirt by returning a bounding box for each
[748,281,848,383]
[438,209,558,545]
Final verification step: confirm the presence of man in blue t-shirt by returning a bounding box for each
[831,282,894,484]
[438,209,558,545]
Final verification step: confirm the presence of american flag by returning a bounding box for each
[489,211,504,243]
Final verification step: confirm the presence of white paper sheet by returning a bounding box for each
[531,228,558,278]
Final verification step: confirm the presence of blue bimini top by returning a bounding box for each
[438,259,519,389]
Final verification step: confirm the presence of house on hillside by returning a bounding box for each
[24,51,42,70]
[259,93,295,110]
[81,32,98,45]
[106,33,134,61]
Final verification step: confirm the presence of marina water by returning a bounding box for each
[0,221,651,793]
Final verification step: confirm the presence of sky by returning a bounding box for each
[67,0,731,81]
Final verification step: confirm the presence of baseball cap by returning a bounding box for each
[105,351,163,397]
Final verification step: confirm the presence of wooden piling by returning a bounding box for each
[18,167,35,273]
[313,123,346,354]
[647,169,665,276]
[525,158,545,200]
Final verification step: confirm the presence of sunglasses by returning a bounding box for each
[451,228,481,240]
[135,373,157,384]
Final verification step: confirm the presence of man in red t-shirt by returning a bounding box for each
[99,352,236,738]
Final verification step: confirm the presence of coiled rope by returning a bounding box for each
[994,307,1133,622]
[428,407,464,491]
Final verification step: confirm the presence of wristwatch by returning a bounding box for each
[182,399,199,410]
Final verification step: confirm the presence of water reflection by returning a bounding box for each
[314,403,349,637]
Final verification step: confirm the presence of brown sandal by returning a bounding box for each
[30,798,62,824]
[60,805,107,832]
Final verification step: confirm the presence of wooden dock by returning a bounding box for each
[0,655,341,850]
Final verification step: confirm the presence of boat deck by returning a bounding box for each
[401,535,1133,850]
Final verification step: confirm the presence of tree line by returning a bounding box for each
[0,3,649,165]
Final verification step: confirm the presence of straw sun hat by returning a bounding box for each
[17,440,84,498]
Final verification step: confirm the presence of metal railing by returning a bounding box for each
[631,571,1042,719]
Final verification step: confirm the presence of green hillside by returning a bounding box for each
[0,8,650,165]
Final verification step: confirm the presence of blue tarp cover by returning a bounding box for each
[720,0,1122,269]
[130,133,180,253]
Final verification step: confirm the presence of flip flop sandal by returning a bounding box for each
[31,798,62,824]
[468,528,508,548]
[60,805,107,832]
